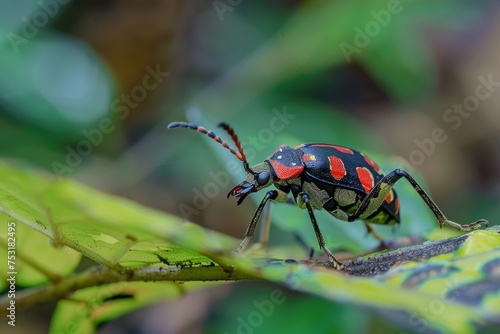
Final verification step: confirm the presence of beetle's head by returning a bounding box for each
[167,121,275,205]
[227,161,276,205]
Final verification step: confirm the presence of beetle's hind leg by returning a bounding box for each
[349,169,488,231]
[364,222,385,243]
[363,222,406,252]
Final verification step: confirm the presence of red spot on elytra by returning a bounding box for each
[362,153,381,173]
[394,198,400,215]
[356,167,374,193]
[332,145,354,154]
[328,156,346,181]
[310,144,354,154]
[385,190,394,204]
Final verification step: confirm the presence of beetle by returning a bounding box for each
[168,121,488,269]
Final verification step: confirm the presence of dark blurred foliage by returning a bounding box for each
[1,0,500,333]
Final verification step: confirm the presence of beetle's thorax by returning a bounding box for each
[266,145,305,181]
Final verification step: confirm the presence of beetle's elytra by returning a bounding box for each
[168,121,488,269]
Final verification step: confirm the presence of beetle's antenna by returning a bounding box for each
[218,122,253,174]
[168,121,245,162]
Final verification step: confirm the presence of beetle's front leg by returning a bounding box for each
[236,189,288,253]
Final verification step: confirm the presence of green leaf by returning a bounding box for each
[0,215,81,287]
[50,281,186,334]
[0,160,238,270]
[242,229,500,333]
[1,159,498,333]
[0,159,245,329]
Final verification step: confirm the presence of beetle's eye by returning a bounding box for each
[257,171,270,185]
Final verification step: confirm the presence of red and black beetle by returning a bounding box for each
[168,121,488,269]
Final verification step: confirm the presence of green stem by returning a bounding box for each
[0,263,258,315]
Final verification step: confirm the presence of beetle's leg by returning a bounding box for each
[364,222,385,242]
[300,192,344,270]
[363,222,396,251]
[348,169,488,231]
[236,189,287,253]
[257,201,272,248]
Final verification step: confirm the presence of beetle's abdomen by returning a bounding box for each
[297,143,400,223]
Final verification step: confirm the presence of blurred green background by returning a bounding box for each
[1,0,499,333]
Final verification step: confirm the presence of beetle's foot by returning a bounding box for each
[377,239,392,251]
[443,219,489,231]
[234,236,252,254]
[328,256,345,271]
[321,246,344,270]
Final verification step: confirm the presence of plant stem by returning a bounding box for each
[0,263,258,315]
